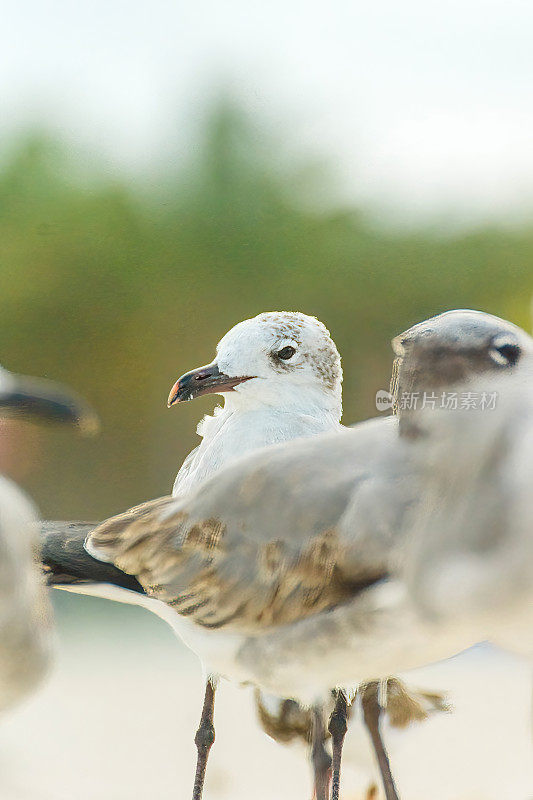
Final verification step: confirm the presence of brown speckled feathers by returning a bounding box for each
[87,424,398,634]
[88,499,384,634]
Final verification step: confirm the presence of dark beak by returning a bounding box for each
[167,362,252,407]
[0,373,100,435]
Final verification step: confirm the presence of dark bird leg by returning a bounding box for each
[328,690,348,800]
[192,677,216,800]
[361,682,400,800]
[310,705,332,800]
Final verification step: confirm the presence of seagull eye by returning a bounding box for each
[489,340,521,367]
[276,346,296,361]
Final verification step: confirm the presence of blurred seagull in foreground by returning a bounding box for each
[0,364,97,712]
[40,309,533,800]
[253,308,533,798]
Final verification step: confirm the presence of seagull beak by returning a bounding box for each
[167,362,252,406]
[0,373,100,435]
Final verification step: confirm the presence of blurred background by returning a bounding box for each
[1,1,533,798]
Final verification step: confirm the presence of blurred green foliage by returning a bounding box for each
[0,99,531,518]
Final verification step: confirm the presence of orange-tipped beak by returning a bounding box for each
[167,362,252,406]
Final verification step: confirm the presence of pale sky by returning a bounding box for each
[2,0,533,225]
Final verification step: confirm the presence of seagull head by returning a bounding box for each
[391,308,533,411]
[167,312,342,415]
[0,365,99,434]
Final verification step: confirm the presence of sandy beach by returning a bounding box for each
[0,592,531,800]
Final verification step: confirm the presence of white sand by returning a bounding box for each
[0,593,532,799]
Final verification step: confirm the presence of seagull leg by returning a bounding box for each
[310,705,332,800]
[192,677,216,800]
[361,682,400,800]
[328,689,348,800]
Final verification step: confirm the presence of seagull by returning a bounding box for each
[41,308,533,799]
[251,308,533,796]
[0,364,97,711]
[168,310,343,798]
[405,368,533,659]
